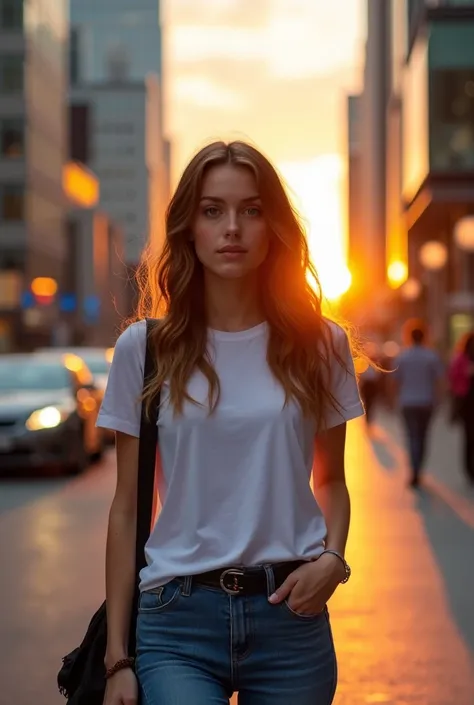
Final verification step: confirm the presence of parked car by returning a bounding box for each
[0,353,104,475]
[36,346,114,443]
[36,346,113,392]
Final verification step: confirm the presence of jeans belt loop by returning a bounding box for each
[181,575,192,597]
[263,565,276,598]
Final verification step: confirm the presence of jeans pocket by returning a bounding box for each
[138,581,182,614]
[282,599,327,621]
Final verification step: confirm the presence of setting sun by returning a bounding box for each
[279,156,351,301]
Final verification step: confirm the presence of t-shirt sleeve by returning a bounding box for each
[96,320,147,437]
[323,323,365,429]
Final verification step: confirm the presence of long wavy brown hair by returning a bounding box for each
[133,140,356,428]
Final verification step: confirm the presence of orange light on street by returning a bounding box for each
[76,388,89,402]
[400,277,422,301]
[82,397,97,412]
[387,260,408,288]
[63,354,84,373]
[419,241,448,271]
[31,277,58,297]
[382,341,400,358]
[63,161,99,208]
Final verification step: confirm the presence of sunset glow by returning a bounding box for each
[279,156,351,301]
[167,0,364,302]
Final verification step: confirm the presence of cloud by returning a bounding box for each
[164,0,272,28]
[167,56,356,180]
[168,0,364,78]
[173,76,246,110]
[165,0,365,179]
[170,22,359,79]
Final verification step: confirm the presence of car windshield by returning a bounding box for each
[0,360,70,392]
[82,357,109,375]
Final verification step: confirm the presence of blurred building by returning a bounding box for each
[70,0,163,105]
[69,0,169,316]
[65,208,128,347]
[345,0,391,334]
[360,0,391,294]
[389,0,474,350]
[70,76,168,305]
[348,0,474,350]
[63,162,128,347]
[0,0,69,352]
[346,95,364,307]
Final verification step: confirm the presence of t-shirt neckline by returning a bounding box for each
[208,321,268,342]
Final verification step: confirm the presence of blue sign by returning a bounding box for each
[21,291,35,309]
[59,293,77,313]
[83,295,100,322]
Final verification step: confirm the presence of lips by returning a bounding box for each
[217,246,247,253]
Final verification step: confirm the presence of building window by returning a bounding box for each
[0,0,23,29]
[0,55,23,92]
[1,118,24,157]
[1,184,24,220]
[431,68,474,170]
[70,27,80,86]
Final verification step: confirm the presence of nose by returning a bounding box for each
[225,210,240,238]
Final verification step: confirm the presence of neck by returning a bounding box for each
[204,273,265,332]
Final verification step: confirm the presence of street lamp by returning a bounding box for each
[454,215,474,326]
[418,241,448,348]
[400,277,422,302]
[419,241,448,271]
[454,215,474,252]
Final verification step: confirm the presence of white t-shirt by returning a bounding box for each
[97,319,364,591]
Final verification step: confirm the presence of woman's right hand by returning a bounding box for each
[103,668,138,705]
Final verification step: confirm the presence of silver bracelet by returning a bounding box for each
[320,549,351,584]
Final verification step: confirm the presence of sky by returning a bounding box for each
[164,0,366,297]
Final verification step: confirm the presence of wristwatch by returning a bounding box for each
[320,549,351,584]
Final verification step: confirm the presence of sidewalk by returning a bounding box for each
[329,416,474,705]
[375,404,474,499]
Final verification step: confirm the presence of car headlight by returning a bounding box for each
[25,405,72,431]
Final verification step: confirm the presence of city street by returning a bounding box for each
[0,415,473,705]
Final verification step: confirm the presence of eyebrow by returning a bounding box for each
[200,195,261,203]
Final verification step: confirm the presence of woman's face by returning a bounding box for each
[192,164,270,280]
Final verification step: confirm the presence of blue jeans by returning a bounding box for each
[401,405,433,480]
[136,568,337,705]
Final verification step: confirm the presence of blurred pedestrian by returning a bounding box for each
[97,141,364,705]
[359,343,381,425]
[448,332,474,483]
[393,321,444,488]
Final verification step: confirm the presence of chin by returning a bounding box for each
[210,263,254,280]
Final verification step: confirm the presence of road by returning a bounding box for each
[0,414,473,705]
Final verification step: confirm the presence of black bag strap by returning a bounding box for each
[128,318,160,653]
[135,318,160,578]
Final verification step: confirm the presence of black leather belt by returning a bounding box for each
[190,560,306,596]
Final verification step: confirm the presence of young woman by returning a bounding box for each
[97,140,364,705]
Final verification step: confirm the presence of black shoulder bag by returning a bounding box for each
[57,319,160,704]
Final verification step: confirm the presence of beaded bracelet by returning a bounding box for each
[105,657,135,680]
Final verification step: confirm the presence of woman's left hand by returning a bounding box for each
[268,554,346,615]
